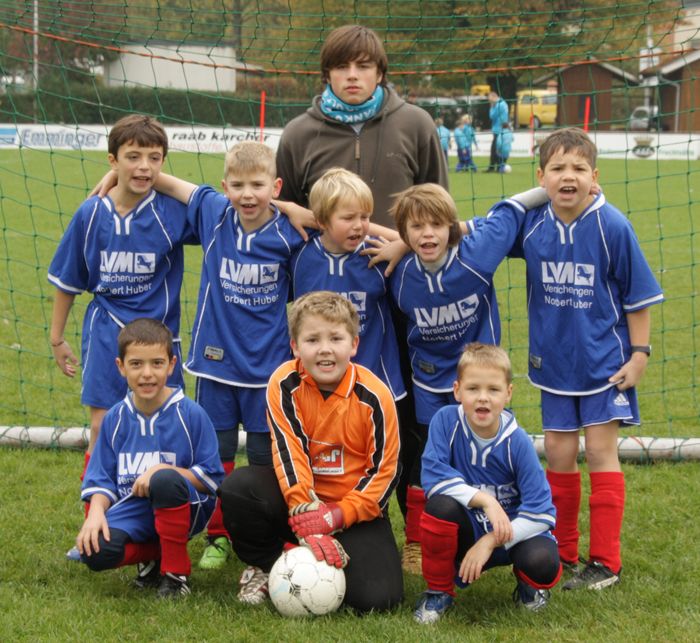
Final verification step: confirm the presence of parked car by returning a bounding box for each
[512,89,558,128]
[414,96,463,129]
[629,105,665,131]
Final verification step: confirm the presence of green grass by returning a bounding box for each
[1,149,698,437]
[0,447,698,641]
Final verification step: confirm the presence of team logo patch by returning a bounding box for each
[204,345,224,361]
[344,291,367,313]
[529,354,542,369]
[311,445,344,475]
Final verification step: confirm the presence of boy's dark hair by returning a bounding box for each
[538,127,597,170]
[108,114,169,158]
[320,25,388,86]
[118,318,173,360]
[390,183,462,249]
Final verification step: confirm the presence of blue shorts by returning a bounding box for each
[195,377,268,433]
[541,386,640,431]
[80,301,184,409]
[413,385,454,425]
[103,485,215,543]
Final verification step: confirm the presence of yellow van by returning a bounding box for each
[513,89,558,128]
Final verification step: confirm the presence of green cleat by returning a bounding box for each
[198,536,232,570]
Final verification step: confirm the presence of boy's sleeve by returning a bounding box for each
[188,404,225,495]
[333,382,400,526]
[510,431,556,531]
[421,409,480,509]
[267,364,317,509]
[186,185,228,244]
[610,217,664,312]
[47,201,94,294]
[81,410,119,504]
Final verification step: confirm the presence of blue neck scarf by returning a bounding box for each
[320,85,385,124]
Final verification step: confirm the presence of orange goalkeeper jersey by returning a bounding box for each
[267,358,400,527]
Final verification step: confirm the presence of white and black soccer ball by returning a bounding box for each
[503,163,512,173]
[268,546,346,617]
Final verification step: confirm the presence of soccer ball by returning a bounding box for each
[268,546,346,617]
[503,163,512,173]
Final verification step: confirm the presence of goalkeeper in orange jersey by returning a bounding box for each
[220,291,403,613]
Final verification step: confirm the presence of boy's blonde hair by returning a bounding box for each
[390,183,462,248]
[308,168,373,227]
[288,291,359,341]
[224,141,276,178]
[456,342,512,384]
[460,114,472,125]
[538,127,597,170]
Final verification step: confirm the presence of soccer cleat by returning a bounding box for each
[65,546,82,562]
[156,572,191,599]
[401,542,423,575]
[133,560,161,589]
[512,580,551,612]
[562,560,620,591]
[414,590,454,624]
[561,557,584,575]
[198,536,232,570]
[237,566,269,605]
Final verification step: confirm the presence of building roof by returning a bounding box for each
[533,59,639,86]
[641,48,700,76]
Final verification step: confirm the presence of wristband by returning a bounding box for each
[630,345,651,356]
[51,339,66,347]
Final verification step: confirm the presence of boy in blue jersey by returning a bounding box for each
[510,127,664,590]
[77,318,223,599]
[387,182,547,574]
[414,343,560,623]
[487,89,509,172]
[149,142,308,571]
[292,167,406,402]
[48,115,194,559]
[454,115,477,172]
[435,117,452,165]
[497,122,513,172]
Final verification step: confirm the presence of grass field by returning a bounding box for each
[1,150,698,436]
[0,447,699,641]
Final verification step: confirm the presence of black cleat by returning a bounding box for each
[156,572,191,599]
[562,561,620,591]
[133,560,161,589]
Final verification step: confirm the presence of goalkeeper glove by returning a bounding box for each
[289,489,344,538]
[302,535,349,569]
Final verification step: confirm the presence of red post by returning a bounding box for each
[259,90,266,142]
[583,96,591,132]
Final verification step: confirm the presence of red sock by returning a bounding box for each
[589,471,625,574]
[119,542,161,567]
[82,452,92,518]
[419,512,458,596]
[513,565,562,590]
[154,503,192,576]
[547,469,581,564]
[206,460,235,539]
[405,486,426,543]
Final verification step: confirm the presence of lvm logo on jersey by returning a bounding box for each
[117,451,176,493]
[541,261,595,309]
[100,251,156,274]
[414,294,479,331]
[219,257,279,285]
[342,291,367,313]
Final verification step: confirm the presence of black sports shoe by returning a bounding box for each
[133,560,161,589]
[512,580,550,611]
[157,572,191,599]
[562,561,620,591]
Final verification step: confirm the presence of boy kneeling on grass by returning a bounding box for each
[414,343,561,624]
[76,318,223,599]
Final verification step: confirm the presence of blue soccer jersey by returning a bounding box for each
[510,193,664,394]
[291,234,406,400]
[81,388,224,504]
[185,185,306,386]
[48,192,192,335]
[389,202,524,394]
[422,405,556,537]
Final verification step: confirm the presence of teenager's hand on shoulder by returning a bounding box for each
[51,339,78,377]
[610,353,648,390]
[301,535,349,569]
[361,237,409,276]
[88,169,118,198]
[458,533,496,584]
[271,199,315,241]
[76,510,110,557]
[590,181,601,195]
